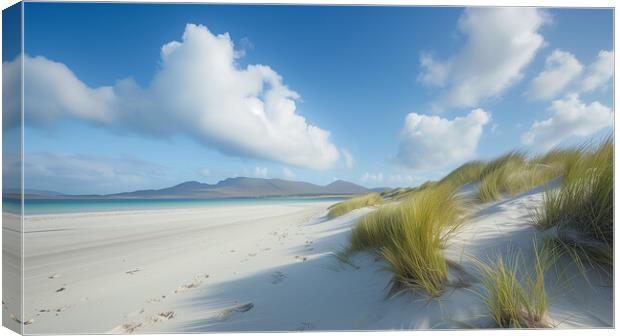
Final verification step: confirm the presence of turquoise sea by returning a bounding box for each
[3,197,347,215]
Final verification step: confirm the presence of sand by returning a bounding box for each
[9,189,613,333]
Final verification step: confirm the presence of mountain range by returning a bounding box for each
[16,177,390,199]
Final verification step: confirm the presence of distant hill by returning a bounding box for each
[3,188,67,196]
[22,177,375,199]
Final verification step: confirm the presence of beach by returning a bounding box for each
[13,191,613,333]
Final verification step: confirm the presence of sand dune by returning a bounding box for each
[15,191,612,333]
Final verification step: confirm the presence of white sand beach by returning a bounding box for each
[13,190,612,333]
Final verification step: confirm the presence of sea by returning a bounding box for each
[2,196,347,215]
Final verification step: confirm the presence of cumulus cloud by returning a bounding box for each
[396,109,490,170]
[419,8,547,109]
[342,149,355,169]
[526,49,613,101]
[2,55,22,130]
[526,50,583,101]
[23,153,168,195]
[11,24,340,170]
[521,94,613,149]
[254,166,268,178]
[581,50,614,93]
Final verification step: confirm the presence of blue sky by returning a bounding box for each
[5,4,613,194]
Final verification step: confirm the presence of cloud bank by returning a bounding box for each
[396,109,490,170]
[23,153,168,195]
[11,24,340,170]
[521,94,613,149]
[526,49,613,101]
[581,50,614,93]
[525,50,584,101]
[419,8,547,110]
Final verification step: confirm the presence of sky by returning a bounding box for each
[2,4,614,194]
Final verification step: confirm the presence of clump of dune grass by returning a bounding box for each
[477,151,559,202]
[476,246,550,328]
[533,137,613,270]
[327,193,383,218]
[380,187,417,201]
[532,147,584,180]
[350,184,465,297]
[439,160,487,189]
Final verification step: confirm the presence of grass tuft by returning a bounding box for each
[532,136,613,270]
[439,161,487,189]
[327,193,383,218]
[476,245,550,328]
[350,184,464,297]
[476,151,559,202]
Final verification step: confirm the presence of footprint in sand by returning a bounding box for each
[174,274,209,293]
[294,255,308,262]
[151,311,175,322]
[270,271,286,284]
[145,296,165,304]
[10,314,34,326]
[216,303,254,321]
[113,322,143,333]
[114,311,175,334]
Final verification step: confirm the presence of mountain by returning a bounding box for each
[370,187,392,193]
[100,177,372,199]
[4,188,67,196]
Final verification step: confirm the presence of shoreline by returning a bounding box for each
[11,191,613,333]
[8,197,345,217]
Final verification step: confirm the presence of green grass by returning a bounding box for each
[380,187,417,201]
[476,151,560,202]
[327,193,383,218]
[350,184,464,297]
[476,246,549,328]
[532,137,613,269]
[439,160,487,189]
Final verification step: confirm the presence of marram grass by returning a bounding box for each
[533,136,613,270]
[476,246,550,328]
[327,193,383,218]
[439,160,487,189]
[350,184,464,297]
[476,151,560,202]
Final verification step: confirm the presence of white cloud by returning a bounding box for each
[23,153,168,195]
[418,53,448,87]
[396,108,490,170]
[521,94,613,149]
[525,49,583,101]
[254,166,268,178]
[282,167,294,179]
[581,50,614,93]
[419,8,547,109]
[12,24,340,170]
[361,172,384,183]
[342,149,355,169]
[2,55,22,130]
